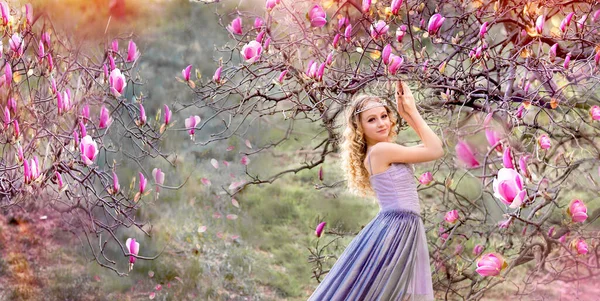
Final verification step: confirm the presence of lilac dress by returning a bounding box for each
[308,149,435,301]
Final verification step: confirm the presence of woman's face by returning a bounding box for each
[359,102,391,146]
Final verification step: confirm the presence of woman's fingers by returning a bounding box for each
[396,80,404,95]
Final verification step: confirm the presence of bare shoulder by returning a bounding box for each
[372,141,443,164]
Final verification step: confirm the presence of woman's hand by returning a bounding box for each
[395,80,418,116]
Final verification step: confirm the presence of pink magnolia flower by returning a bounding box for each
[7,98,15,115]
[308,5,327,28]
[108,55,116,71]
[362,0,371,13]
[344,24,353,41]
[109,68,127,97]
[241,40,262,63]
[12,119,19,139]
[535,15,545,34]
[5,63,12,87]
[577,14,587,30]
[139,172,147,194]
[152,168,165,193]
[382,44,392,65]
[80,135,99,166]
[227,16,242,35]
[163,104,171,125]
[388,54,403,75]
[518,154,530,177]
[563,52,571,69]
[559,234,567,243]
[55,171,64,190]
[485,128,503,152]
[254,17,263,29]
[9,33,24,57]
[396,26,406,42]
[73,130,80,148]
[390,0,402,15]
[516,103,526,118]
[277,70,288,84]
[473,244,484,256]
[256,30,265,43]
[81,105,90,123]
[0,2,8,25]
[567,199,588,223]
[305,60,317,78]
[574,238,588,255]
[41,31,51,46]
[99,105,112,129]
[213,66,222,83]
[538,134,551,149]
[185,115,201,138]
[47,53,54,71]
[111,39,119,53]
[38,40,45,59]
[419,172,433,185]
[594,10,600,22]
[338,17,348,30]
[315,62,325,81]
[479,22,489,39]
[560,12,575,32]
[493,168,527,208]
[548,43,557,62]
[23,159,31,184]
[102,64,108,81]
[455,140,480,168]
[326,51,334,65]
[126,238,140,271]
[498,218,512,228]
[182,64,192,82]
[332,33,341,48]
[502,147,514,169]
[138,103,146,126]
[264,37,271,52]
[427,13,445,36]
[444,209,459,224]
[476,253,507,277]
[370,20,389,39]
[315,221,326,237]
[590,105,600,120]
[438,226,449,241]
[25,3,32,25]
[16,143,23,163]
[240,155,250,165]
[112,171,120,194]
[79,120,86,137]
[30,157,40,182]
[265,0,277,10]
[61,89,72,112]
[127,40,139,62]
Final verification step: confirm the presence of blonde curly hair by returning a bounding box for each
[340,94,400,198]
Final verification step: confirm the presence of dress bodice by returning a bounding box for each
[368,154,421,214]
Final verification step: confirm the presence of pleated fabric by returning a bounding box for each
[308,156,435,301]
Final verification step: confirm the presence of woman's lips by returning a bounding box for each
[377,129,387,133]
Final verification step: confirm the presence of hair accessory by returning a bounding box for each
[354,101,386,115]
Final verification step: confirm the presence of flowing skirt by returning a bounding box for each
[308,209,435,301]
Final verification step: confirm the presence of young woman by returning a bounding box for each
[308,81,443,300]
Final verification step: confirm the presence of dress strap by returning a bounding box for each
[367,148,374,175]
